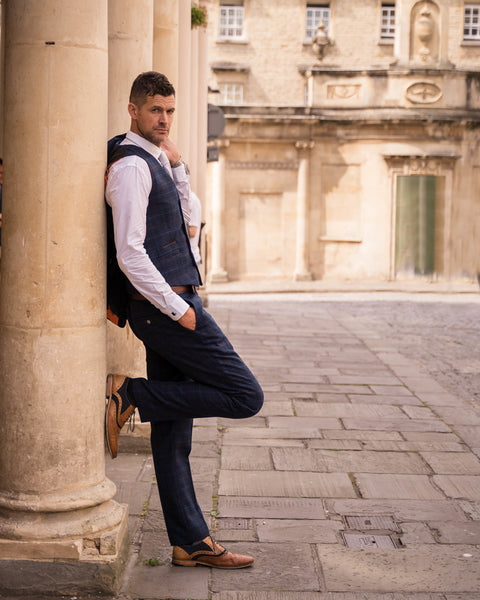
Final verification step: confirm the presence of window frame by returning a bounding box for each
[380,2,396,43]
[464,4,480,42]
[305,3,331,42]
[219,3,245,41]
[218,82,244,105]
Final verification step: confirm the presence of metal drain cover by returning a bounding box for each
[342,532,397,548]
[345,515,399,532]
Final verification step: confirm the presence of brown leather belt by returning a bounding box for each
[129,285,193,301]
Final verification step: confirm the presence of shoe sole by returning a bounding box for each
[105,374,116,459]
[172,559,253,569]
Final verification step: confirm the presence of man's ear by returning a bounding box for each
[127,102,137,120]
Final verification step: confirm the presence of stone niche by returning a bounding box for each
[410,1,440,65]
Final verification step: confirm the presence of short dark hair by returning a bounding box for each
[129,71,175,106]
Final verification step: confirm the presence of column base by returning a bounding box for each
[294,271,313,281]
[209,269,229,283]
[0,504,129,596]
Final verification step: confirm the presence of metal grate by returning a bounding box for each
[345,515,399,532]
[342,532,397,549]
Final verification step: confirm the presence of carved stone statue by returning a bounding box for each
[312,19,331,60]
[410,1,439,64]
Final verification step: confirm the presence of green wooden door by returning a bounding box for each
[395,175,436,276]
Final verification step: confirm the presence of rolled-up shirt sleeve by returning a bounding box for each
[105,156,190,320]
[172,162,192,224]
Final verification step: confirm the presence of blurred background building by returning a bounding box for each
[204,0,480,284]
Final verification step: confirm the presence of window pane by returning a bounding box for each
[219,4,244,38]
[464,5,480,40]
[219,83,244,105]
[305,4,330,39]
[381,3,395,39]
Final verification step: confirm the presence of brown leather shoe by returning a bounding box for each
[105,374,135,459]
[172,536,254,569]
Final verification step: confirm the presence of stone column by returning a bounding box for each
[0,1,127,594]
[176,0,192,163]
[208,142,229,282]
[108,0,154,137]
[153,0,179,85]
[107,0,153,377]
[294,141,314,281]
[189,27,200,192]
[195,27,209,205]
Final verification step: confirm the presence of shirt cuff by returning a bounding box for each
[167,294,191,321]
[172,163,189,182]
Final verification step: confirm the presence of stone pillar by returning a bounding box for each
[0,1,128,594]
[189,27,200,192]
[107,0,153,377]
[176,0,192,163]
[195,27,209,205]
[108,0,154,137]
[294,141,314,281]
[208,142,229,282]
[153,0,179,86]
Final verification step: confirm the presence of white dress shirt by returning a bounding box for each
[105,131,192,320]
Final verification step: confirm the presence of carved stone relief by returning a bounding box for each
[327,84,361,100]
[405,81,443,104]
[410,1,440,64]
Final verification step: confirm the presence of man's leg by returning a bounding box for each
[126,291,264,423]
[145,346,209,546]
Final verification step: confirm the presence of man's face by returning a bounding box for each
[128,94,175,146]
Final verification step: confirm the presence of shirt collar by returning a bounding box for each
[125,130,164,161]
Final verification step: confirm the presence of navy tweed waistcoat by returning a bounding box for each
[106,137,201,326]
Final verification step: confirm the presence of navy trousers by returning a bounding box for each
[126,290,263,546]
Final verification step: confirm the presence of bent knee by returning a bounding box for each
[241,382,264,418]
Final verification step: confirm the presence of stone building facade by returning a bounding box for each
[205,0,480,283]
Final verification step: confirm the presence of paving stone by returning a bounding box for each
[256,518,342,543]
[420,452,480,475]
[323,430,403,441]
[224,437,305,447]
[433,475,480,500]
[315,393,350,403]
[258,401,295,416]
[402,432,462,443]
[219,470,357,498]
[399,522,436,545]
[369,386,414,396]
[111,481,152,516]
[349,394,423,406]
[343,418,451,433]
[223,427,322,440]
[458,500,480,520]
[210,542,319,592]
[316,544,480,592]
[325,498,466,521]
[398,378,448,394]
[355,474,445,499]
[415,392,463,406]
[401,406,437,419]
[428,521,480,544]
[431,406,480,426]
[454,426,480,447]
[363,440,465,452]
[125,562,208,599]
[293,402,406,419]
[272,449,429,474]
[221,446,272,470]
[284,383,371,394]
[328,375,404,386]
[308,439,363,450]
[217,496,326,519]
[268,416,343,430]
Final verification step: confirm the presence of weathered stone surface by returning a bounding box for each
[363,440,465,452]
[256,518,342,543]
[272,449,429,474]
[221,446,272,470]
[420,452,480,475]
[293,402,405,419]
[316,545,480,592]
[343,418,451,432]
[431,406,480,426]
[323,430,403,441]
[219,470,357,498]
[325,499,466,521]
[218,496,326,519]
[433,475,480,500]
[355,474,444,500]
[349,394,423,405]
[125,563,208,599]
[210,542,319,591]
[267,416,343,430]
[428,520,480,544]
[400,522,436,545]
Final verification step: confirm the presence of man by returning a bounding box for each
[105,71,263,569]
